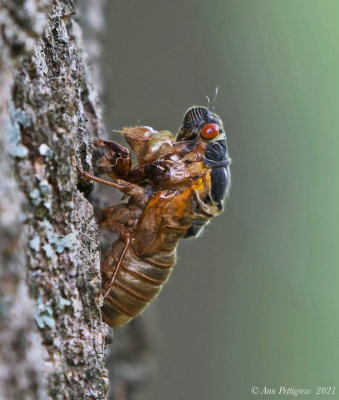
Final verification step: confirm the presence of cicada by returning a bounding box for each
[77,106,231,327]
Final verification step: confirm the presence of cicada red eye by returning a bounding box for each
[201,123,219,139]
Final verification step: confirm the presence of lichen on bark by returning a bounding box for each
[0,0,109,398]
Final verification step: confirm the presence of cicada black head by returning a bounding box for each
[176,106,226,143]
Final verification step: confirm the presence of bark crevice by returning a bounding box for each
[0,1,109,398]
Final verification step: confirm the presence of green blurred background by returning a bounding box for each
[101,1,339,399]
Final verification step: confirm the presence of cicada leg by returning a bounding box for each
[100,203,141,231]
[76,165,147,206]
[94,139,132,179]
[102,221,133,300]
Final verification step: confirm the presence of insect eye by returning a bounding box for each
[200,123,219,140]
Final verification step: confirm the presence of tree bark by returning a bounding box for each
[0,1,109,398]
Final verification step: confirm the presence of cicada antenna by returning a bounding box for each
[205,95,211,109]
[211,86,219,111]
[205,86,219,111]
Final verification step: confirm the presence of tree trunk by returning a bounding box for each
[0,1,109,398]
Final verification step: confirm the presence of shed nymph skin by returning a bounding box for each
[77,106,231,327]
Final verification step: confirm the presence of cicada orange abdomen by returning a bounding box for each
[77,106,231,327]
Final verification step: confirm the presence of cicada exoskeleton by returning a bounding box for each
[77,106,231,327]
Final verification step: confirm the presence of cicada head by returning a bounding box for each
[176,106,226,143]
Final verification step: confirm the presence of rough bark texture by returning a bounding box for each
[0,2,52,399]
[0,0,109,398]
